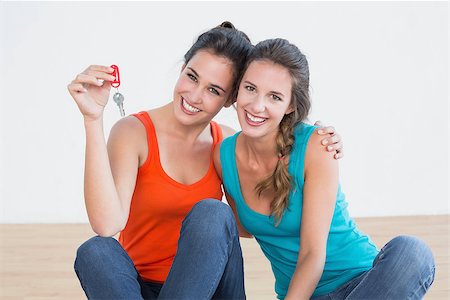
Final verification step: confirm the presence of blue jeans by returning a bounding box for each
[312,235,435,300]
[74,199,246,299]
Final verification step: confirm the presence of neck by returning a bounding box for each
[239,130,279,167]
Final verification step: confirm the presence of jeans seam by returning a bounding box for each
[344,266,381,299]
[407,265,436,300]
[74,261,89,296]
[344,246,385,299]
[205,238,232,299]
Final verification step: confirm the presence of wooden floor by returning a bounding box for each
[0,215,448,299]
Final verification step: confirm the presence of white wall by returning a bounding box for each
[0,2,448,223]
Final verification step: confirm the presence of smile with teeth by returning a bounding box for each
[182,97,201,113]
[246,111,267,123]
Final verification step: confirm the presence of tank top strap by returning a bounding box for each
[131,111,159,171]
[210,121,223,150]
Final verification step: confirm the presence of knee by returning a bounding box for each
[182,199,237,239]
[389,235,435,274]
[74,236,119,271]
[189,199,235,224]
[391,236,434,262]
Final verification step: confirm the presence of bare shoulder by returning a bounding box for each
[108,115,147,161]
[308,128,331,146]
[305,128,336,164]
[213,140,224,179]
[110,115,145,140]
[218,123,236,139]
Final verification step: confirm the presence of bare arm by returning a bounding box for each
[285,129,339,300]
[84,117,142,237]
[68,65,141,237]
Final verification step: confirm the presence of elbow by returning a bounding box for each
[90,218,125,238]
[91,223,121,237]
[87,208,128,238]
[299,248,326,266]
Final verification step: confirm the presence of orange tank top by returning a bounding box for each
[118,111,224,283]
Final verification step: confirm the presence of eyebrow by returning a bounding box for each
[244,80,285,97]
[187,67,227,93]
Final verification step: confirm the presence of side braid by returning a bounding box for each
[255,113,296,225]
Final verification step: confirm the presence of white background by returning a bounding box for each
[0,1,448,223]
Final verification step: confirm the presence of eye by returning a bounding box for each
[187,73,197,82]
[209,87,220,96]
[245,85,255,92]
[271,94,282,101]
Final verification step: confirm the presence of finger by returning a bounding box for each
[328,141,343,153]
[85,70,116,82]
[314,120,324,127]
[74,73,105,87]
[67,83,87,93]
[328,134,341,146]
[87,65,115,74]
[321,126,336,135]
[317,127,328,135]
[334,150,344,160]
[320,134,332,145]
[323,135,341,149]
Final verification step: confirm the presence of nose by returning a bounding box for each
[189,86,203,104]
[250,95,265,114]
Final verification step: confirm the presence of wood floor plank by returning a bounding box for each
[1,215,448,299]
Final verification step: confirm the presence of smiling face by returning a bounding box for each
[236,60,294,139]
[173,50,234,126]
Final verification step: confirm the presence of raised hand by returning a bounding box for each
[67,65,116,121]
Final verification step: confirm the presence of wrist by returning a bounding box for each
[83,115,103,126]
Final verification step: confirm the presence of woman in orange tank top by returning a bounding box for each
[68,22,344,299]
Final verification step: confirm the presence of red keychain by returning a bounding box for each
[110,65,125,117]
[110,65,121,88]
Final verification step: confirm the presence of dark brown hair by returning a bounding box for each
[183,22,252,104]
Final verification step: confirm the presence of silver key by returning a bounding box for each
[113,92,125,117]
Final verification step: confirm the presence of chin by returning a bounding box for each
[239,122,265,139]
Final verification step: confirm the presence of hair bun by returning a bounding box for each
[218,21,235,29]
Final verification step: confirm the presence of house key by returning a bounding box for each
[110,65,125,117]
[113,91,125,117]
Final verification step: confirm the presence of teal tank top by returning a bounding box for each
[220,123,379,299]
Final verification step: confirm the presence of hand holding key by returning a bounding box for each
[67,65,116,122]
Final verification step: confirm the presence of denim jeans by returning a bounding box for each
[312,235,435,300]
[74,199,246,300]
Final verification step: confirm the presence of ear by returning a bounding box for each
[285,105,295,115]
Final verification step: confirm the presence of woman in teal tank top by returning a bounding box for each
[213,38,435,299]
